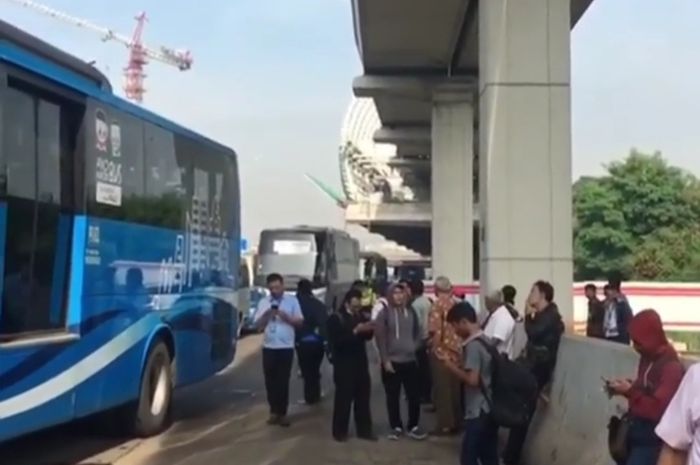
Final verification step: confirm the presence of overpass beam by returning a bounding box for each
[374,126,431,146]
[353,75,476,100]
[431,86,474,284]
[478,0,573,326]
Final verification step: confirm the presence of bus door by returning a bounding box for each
[0,68,82,427]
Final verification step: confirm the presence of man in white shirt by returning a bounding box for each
[656,363,699,465]
[481,289,516,359]
[254,273,304,427]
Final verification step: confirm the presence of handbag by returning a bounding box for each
[608,412,631,465]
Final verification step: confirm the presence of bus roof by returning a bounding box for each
[0,20,112,91]
[262,226,352,236]
[388,258,431,266]
[0,20,234,156]
[360,251,386,259]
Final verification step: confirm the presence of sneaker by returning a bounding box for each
[266,415,280,425]
[358,433,379,442]
[407,426,428,440]
[387,427,403,440]
[277,416,291,427]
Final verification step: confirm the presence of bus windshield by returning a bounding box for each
[257,231,319,288]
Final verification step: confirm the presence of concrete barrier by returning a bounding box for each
[524,335,697,465]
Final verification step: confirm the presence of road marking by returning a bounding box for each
[78,439,142,464]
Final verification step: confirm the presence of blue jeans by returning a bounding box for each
[627,445,661,465]
[461,414,499,465]
[626,418,661,465]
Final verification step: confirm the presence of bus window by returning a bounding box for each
[257,230,318,289]
[239,262,250,288]
[0,76,80,338]
[143,122,186,230]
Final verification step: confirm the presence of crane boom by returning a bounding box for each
[3,0,192,70]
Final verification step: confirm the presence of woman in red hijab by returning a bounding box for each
[606,309,685,465]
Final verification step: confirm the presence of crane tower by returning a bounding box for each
[3,0,193,103]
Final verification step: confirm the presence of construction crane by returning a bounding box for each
[3,0,193,103]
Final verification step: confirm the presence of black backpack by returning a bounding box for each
[474,337,539,428]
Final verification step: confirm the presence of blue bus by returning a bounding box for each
[0,21,240,442]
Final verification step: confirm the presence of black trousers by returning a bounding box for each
[381,361,421,430]
[297,341,325,404]
[332,360,372,439]
[503,368,548,465]
[415,346,431,403]
[262,348,294,416]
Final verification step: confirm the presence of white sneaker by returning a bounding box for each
[407,426,427,440]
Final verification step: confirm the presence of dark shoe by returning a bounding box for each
[387,427,403,440]
[358,433,378,442]
[267,415,280,425]
[277,416,291,427]
[333,434,349,442]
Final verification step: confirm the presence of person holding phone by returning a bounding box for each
[326,289,377,442]
[254,273,304,427]
[604,309,684,465]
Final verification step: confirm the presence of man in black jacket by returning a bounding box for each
[503,280,564,465]
[327,289,377,442]
[295,279,328,405]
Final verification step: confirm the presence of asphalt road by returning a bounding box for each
[2,336,462,465]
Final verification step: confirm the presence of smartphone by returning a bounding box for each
[601,377,613,396]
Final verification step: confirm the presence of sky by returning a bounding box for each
[1,0,700,242]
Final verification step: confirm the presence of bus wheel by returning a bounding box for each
[133,341,173,437]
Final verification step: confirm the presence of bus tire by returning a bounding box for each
[132,341,173,437]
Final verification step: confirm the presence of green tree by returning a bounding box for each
[573,150,700,281]
[606,151,699,237]
[629,227,700,281]
[573,177,633,279]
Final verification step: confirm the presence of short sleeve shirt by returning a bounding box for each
[483,306,516,359]
[656,363,700,465]
[463,335,492,420]
[429,298,462,363]
[254,294,303,349]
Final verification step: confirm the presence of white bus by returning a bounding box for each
[257,227,359,311]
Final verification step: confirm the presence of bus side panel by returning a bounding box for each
[0,351,74,441]
[0,389,75,441]
[0,311,161,440]
[70,306,150,417]
[80,218,237,391]
[164,285,238,386]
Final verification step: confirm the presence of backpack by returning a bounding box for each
[473,337,539,428]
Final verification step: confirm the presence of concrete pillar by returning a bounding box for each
[431,86,474,284]
[478,0,574,327]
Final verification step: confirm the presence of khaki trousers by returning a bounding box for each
[430,353,462,430]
